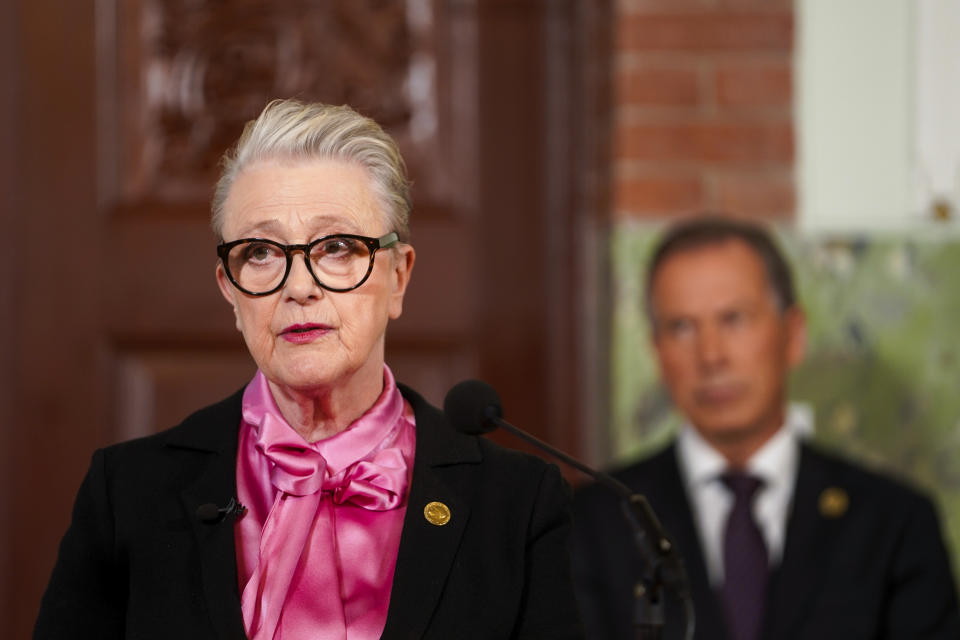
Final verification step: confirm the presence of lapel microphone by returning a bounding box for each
[196,497,246,524]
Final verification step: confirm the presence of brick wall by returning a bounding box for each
[612,0,795,221]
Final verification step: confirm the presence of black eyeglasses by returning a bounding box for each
[217,232,399,296]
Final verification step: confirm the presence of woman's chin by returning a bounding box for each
[266,359,376,396]
[268,368,340,393]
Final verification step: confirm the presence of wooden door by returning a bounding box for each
[1,1,611,635]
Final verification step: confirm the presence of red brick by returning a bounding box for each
[618,12,793,52]
[716,60,792,108]
[614,173,704,215]
[618,120,794,166]
[618,65,700,107]
[713,172,795,218]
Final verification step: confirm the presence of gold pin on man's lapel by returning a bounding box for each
[818,487,849,518]
[424,501,452,526]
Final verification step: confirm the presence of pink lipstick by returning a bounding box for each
[280,323,331,344]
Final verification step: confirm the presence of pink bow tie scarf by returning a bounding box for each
[237,369,413,640]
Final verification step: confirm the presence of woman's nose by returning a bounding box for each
[283,253,322,301]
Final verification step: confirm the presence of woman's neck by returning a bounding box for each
[267,370,384,443]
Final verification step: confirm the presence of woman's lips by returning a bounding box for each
[280,323,332,344]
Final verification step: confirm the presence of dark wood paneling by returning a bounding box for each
[571,0,615,467]
[8,3,103,638]
[0,0,19,628]
[111,346,255,440]
[473,0,612,467]
[476,2,549,455]
[388,218,479,338]
[105,217,235,335]
[386,341,479,408]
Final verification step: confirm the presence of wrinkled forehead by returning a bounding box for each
[221,159,389,238]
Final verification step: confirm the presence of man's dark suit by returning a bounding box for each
[572,441,960,640]
[36,384,584,639]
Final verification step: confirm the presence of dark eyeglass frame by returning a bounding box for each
[216,231,399,296]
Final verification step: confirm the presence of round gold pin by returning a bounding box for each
[424,501,452,526]
[818,487,849,518]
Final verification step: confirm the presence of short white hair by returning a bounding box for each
[211,99,411,241]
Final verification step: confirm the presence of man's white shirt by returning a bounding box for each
[675,405,810,586]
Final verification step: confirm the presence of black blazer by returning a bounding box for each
[35,384,585,639]
[572,441,960,640]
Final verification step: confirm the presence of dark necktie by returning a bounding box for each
[720,472,768,640]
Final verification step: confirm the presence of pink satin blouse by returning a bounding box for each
[234,366,416,640]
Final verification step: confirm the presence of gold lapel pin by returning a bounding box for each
[424,501,452,526]
[818,487,849,518]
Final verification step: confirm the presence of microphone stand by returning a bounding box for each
[486,409,694,640]
[621,496,672,640]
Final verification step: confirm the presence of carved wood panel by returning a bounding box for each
[111,0,451,208]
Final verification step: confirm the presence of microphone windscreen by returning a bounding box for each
[443,379,503,435]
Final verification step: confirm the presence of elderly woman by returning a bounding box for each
[35,100,583,639]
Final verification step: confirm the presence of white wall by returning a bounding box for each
[797,0,960,235]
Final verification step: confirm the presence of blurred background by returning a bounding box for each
[2,0,958,636]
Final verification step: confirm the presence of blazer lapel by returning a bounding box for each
[167,390,247,640]
[381,385,481,639]
[763,444,846,639]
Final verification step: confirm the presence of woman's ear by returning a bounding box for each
[388,244,416,320]
[215,263,242,331]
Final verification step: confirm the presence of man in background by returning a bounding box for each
[573,216,960,640]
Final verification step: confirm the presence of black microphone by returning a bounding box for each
[443,379,694,639]
[445,380,636,494]
[443,378,502,435]
[443,380,675,551]
[196,497,246,524]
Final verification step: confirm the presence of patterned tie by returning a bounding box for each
[720,472,767,640]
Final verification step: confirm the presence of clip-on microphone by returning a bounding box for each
[196,497,246,524]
